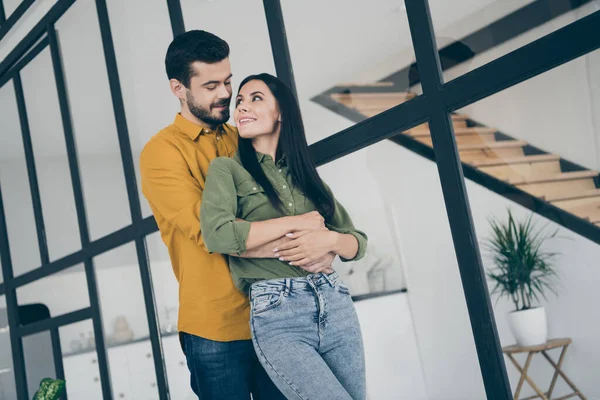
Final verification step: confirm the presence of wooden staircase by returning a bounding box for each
[326,89,600,229]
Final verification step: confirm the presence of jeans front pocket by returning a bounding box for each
[251,289,285,315]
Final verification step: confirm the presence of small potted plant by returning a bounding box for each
[484,209,560,346]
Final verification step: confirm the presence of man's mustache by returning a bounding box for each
[212,99,231,108]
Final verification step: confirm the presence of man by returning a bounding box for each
[140,30,335,399]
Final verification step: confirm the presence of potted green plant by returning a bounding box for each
[32,378,66,400]
[484,209,560,346]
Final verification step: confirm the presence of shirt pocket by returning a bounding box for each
[236,180,265,197]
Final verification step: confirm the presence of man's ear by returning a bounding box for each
[169,79,186,101]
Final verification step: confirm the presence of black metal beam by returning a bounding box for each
[0,0,6,24]
[0,0,35,42]
[441,10,600,112]
[8,216,157,291]
[50,328,67,400]
[47,25,113,400]
[310,94,430,166]
[0,0,75,79]
[382,0,594,87]
[405,1,511,398]
[262,0,299,100]
[13,73,51,266]
[0,184,29,399]
[18,307,92,337]
[94,0,168,397]
[165,0,185,38]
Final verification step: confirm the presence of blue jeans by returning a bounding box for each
[249,272,366,400]
[179,332,286,399]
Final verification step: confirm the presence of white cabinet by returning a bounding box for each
[62,352,102,400]
[62,334,195,399]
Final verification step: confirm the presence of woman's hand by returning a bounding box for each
[274,229,339,267]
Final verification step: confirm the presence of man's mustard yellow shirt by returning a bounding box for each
[140,113,249,341]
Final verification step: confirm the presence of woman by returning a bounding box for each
[200,73,367,400]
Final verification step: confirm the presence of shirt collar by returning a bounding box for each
[234,151,287,166]
[174,113,224,140]
[256,152,287,166]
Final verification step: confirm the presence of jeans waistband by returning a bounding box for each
[250,271,341,297]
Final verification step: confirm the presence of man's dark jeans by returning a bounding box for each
[179,332,286,399]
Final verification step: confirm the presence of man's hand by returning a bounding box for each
[296,251,336,274]
[274,229,338,267]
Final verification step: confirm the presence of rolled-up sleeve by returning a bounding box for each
[200,158,251,255]
[324,185,368,262]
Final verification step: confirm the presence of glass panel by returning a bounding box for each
[0,80,41,277]
[146,231,177,335]
[94,241,159,399]
[105,0,176,219]
[55,0,132,240]
[442,48,598,398]
[0,295,16,400]
[281,0,417,140]
[146,231,195,398]
[61,319,102,400]
[2,0,22,18]
[19,47,82,262]
[429,0,600,83]
[22,331,55,397]
[16,264,89,324]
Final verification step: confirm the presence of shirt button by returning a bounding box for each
[282,185,287,189]
[216,136,220,140]
[253,187,257,191]
[278,169,282,172]
[288,202,293,207]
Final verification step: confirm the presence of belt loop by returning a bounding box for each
[323,272,335,287]
[284,278,291,296]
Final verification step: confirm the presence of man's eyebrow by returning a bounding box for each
[201,74,233,86]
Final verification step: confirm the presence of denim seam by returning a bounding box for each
[251,316,307,400]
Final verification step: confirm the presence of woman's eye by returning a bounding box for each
[252,95,262,102]
[236,99,242,106]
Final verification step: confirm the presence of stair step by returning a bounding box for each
[337,81,395,87]
[557,199,600,223]
[333,92,415,98]
[409,126,496,137]
[479,160,561,181]
[458,140,527,152]
[470,154,560,167]
[511,170,598,186]
[545,188,600,202]
[417,132,496,146]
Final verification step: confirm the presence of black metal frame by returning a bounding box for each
[0,0,598,399]
[0,0,36,42]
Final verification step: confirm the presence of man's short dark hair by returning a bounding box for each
[165,30,230,88]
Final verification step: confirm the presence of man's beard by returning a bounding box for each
[186,91,230,126]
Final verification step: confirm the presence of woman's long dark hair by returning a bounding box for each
[237,73,335,220]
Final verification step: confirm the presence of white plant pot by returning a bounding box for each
[508,307,548,346]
